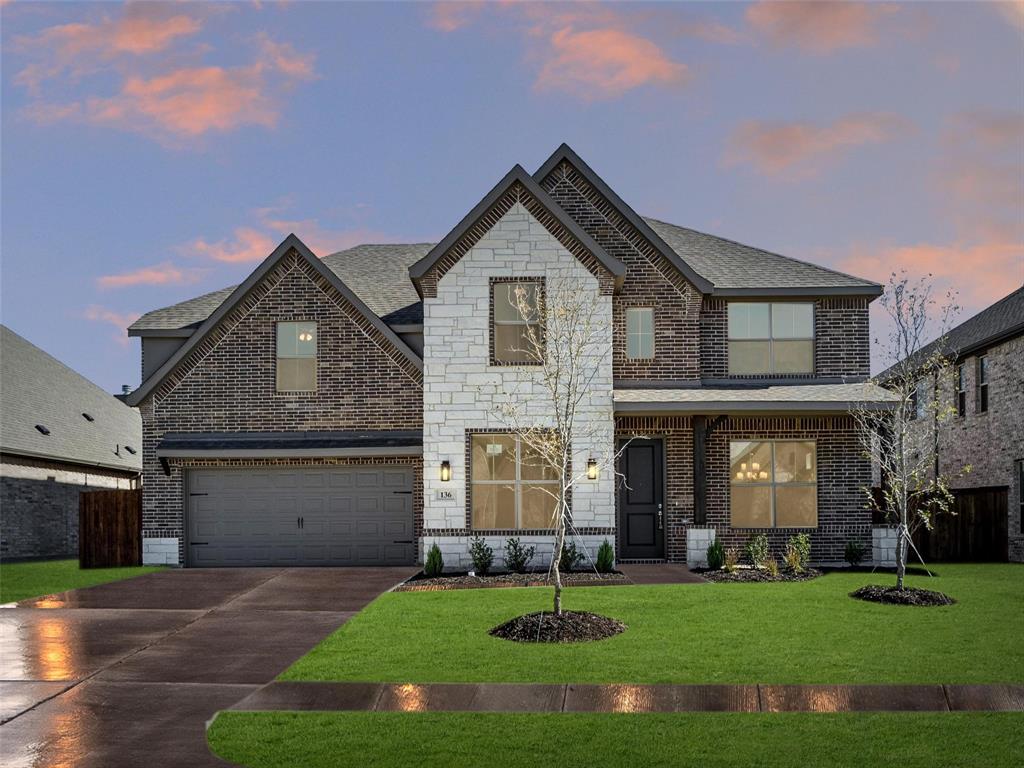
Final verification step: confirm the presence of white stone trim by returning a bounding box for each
[686,527,716,568]
[143,537,179,565]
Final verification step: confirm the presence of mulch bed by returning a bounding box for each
[489,610,627,643]
[850,585,956,606]
[698,567,822,583]
[395,571,629,592]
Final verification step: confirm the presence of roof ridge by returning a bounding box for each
[642,216,881,289]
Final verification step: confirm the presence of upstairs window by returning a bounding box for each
[626,308,655,359]
[976,355,989,413]
[491,281,543,365]
[276,321,317,392]
[730,440,818,528]
[955,364,966,418]
[913,380,927,420]
[470,434,561,530]
[728,302,813,375]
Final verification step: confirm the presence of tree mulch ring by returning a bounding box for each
[490,610,627,643]
[699,567,822,583]
[850,585,956,607]
[396,571,629,592]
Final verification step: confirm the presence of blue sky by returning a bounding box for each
[2,1,1022,391]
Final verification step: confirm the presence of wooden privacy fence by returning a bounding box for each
[79,488,142,568]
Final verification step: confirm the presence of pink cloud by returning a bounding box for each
[745,1,899,54]
[14,9,202,92]
[255,33,316,81]
[96,262,208,289]
[188,227,278,264]
[839,241,1024,318]
[428,1,485,32]
[992,1,1024,32]
[723,113,910,179]
[83,305,142,347]
[535,26,688,100]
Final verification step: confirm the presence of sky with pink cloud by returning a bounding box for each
[2,1,1022,391]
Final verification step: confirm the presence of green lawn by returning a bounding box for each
[0,558,163,603]
[208,711,1024,768]
[286,564,1024,684]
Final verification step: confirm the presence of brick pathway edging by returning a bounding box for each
[228,681,1024,714]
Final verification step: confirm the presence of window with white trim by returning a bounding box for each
[730,440,817,528]
[276,321,317,392]
[470,434,560,530]
[977,355,989,412]
[626,308,654,359]
[728,302,814,375]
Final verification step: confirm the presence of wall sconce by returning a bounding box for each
[586,458,598,481]
[440,460,451,482]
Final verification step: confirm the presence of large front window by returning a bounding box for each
[491,281,543,364]
[728,302,813,375]
[276,321,317,392]
[470,434,560,529]
[730,440,817,528]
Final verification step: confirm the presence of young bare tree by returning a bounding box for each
[852,271,968,589]
[494,279,638,615]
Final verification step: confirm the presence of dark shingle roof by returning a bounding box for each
[129,243,432,333]
[643,218,881,293]
[1,325,142,472]
[879,286,1024,380]
[130,220,881,333]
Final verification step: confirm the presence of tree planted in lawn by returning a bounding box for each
[851,272,968,590]
[495,280,637,616]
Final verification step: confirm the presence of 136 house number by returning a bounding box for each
[436,489,457,502]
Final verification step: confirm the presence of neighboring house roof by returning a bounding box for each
[644,218,882,296]
[408,164,626,293]
[1,325,142,473]
[126,234,423,407]
[614,383,897,414]
[877,285,1024,381]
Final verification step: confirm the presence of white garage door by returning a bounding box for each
[186,465,415,566]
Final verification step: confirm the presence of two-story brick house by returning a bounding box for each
[889,286,1023,563]
[126,144,894,569]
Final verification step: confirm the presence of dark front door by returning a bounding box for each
[618,438,664,559]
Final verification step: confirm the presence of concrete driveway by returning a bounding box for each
[0,567,415,767]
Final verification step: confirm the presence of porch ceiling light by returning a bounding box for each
[587,458,598,481]
[440,460,451,482]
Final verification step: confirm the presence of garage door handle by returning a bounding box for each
[192,542,209,546]
[189,493,209,497]
[393,540,413,544]
[392,491,412,495]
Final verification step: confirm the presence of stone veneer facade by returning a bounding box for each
[139,249,423,565]
[421,202,615,570]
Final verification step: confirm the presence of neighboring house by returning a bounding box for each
[883,287,1023,563]
[125,144,894,569]
[1,325,142,560]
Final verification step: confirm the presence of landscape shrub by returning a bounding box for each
[745,534,770,568]
[764,556,780,577]
[424,544,444,577]
[503,537,536,574]
[559,541,585,573]
[595,539,615,573]
[844,540,867,567]
[724,547,740,573]
[706,539,725,570]
[469,536,494,575]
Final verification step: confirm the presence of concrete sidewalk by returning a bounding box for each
[231,681,1024,714]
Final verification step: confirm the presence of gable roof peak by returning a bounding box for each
[534,143,715,294]
[408,163,625,292]
[127,233,422,406]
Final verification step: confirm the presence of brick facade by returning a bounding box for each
[700,297,870,380]
[138,249,423,565]
[923,334,1023,562]
[614,416,872,565]
[540,161,703,383]
[1,454,137,559]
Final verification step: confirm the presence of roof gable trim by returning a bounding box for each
[127,234,423,406]
[534,143,714,294]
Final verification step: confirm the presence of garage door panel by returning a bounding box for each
[187,466,414,566]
